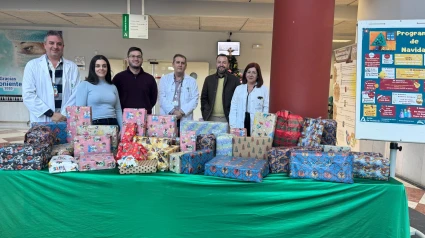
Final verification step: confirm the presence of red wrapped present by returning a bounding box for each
[273,110,304,147]
[121,123,137,143]
[116,142,148,161]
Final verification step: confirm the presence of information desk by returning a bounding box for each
[0,170,409,237]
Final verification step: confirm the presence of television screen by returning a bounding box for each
[218,41,240,56]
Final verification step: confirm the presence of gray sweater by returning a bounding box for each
[76,80,123,129]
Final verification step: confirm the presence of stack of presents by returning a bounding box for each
[0,107,390,184]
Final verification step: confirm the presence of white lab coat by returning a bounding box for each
[159,73,199,123]
[22,55,80,123]
[229,84,269,133]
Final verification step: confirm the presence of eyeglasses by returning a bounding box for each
[128,55,142,59]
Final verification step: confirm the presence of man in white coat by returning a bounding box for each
[159,54,199,134]
[22,30,80,124]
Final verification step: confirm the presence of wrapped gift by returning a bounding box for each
[0,143,51,170]
[232,136,272,160]
[116,142,148,161]
[196,134,216,152]
[66,106,92,143]
[323,145,351,153]
[230,128,247,137]
[146,115,177,138]
[51,143,74,156]
[78,153,116,171]
[25,125,56,147]
[123,108,147,136]
[251,112,277,138]
[181,149,214,174]
[118,160,158,174]
[32,122,67,145]
[216,133,233,156]
[121,123,137,143]
[117,155,140,168]
[289,151,354,184]
[149,146,180,171]
[133,136,172,149]
[273,110,304,147]
[180,120,228,137]
[297,118,324,147]
[48,155,78,173]
[321,119,337,145]
[205,156,269,183]
[351,152,389,181]
[169,152,185,173]
[73,135,111,159]
[267,146,323,174]
[180,131,196,152]
[77,125,119,153]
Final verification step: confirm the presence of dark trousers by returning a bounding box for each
[92,118,119,131]
[244,112,251,137]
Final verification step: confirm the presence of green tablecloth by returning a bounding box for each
[0,169,409,238]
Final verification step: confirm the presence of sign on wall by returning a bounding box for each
[122,14,148,39]
[0,30,48,101]
[356,20,425,143]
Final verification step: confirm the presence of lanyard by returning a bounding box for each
[246,85,255,112]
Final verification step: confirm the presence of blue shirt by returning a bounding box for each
[76,80,123,129]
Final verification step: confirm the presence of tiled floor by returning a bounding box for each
[1,127,424,235]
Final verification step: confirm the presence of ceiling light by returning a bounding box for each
[333,39,352,43]
[61,13,92,17]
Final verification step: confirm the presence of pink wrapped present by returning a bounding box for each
[123,108,147,136]
[146,115,177,138]
[73,135,111,159]
[230,128,247,137]
[78,153,116,171]
[180,131,196,152]
[66,106,92,143]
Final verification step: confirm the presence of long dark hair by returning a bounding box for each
[86,55,112,85]
[242,62,263,87]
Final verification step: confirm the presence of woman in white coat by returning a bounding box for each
[229,63,269,136]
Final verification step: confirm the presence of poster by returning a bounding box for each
[359,28,425,125]
[0,30,48,101]
[333,44,359,150]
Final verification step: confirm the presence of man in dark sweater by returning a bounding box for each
[113,47,158,114]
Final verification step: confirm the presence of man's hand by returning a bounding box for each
[173,110,183,120]
[52,112,67,122]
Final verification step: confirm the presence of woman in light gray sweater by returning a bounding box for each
[76,55,123,130]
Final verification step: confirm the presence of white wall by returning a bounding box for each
[0,26,273,125]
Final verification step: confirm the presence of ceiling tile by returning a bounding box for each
[200,17,247,31]
[50,12,115,27]
[240,18,273,32]
[0,12,33,24]
[152,16,199,30]
[3,10,74,25]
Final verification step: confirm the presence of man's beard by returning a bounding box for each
[217,67,226,74]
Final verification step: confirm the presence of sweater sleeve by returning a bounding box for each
[75,81,88,106]
[113,85,123,130]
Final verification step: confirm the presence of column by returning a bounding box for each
[269,0,335,118]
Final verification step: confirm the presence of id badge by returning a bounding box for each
[173,100,179,106]
[53,85,59,97]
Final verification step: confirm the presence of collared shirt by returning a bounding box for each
[172,74,183,113]
[46,56,63,112]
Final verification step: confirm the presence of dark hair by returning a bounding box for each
[242,62,263,87]
[86,55,112,85]
[127,47,142,57]
[44,30,63,43]
[216,54,228,60]
[173,54,187,63]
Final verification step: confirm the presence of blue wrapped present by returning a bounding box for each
[351,152,389,181]
[205,156,269,183]
[181,149,214,174]
[289,151,354,184]
[180,121,228,137]
[267,146,323,174]
[216,133,233,156]
[320,119,337,146]
[32,122,67,145]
